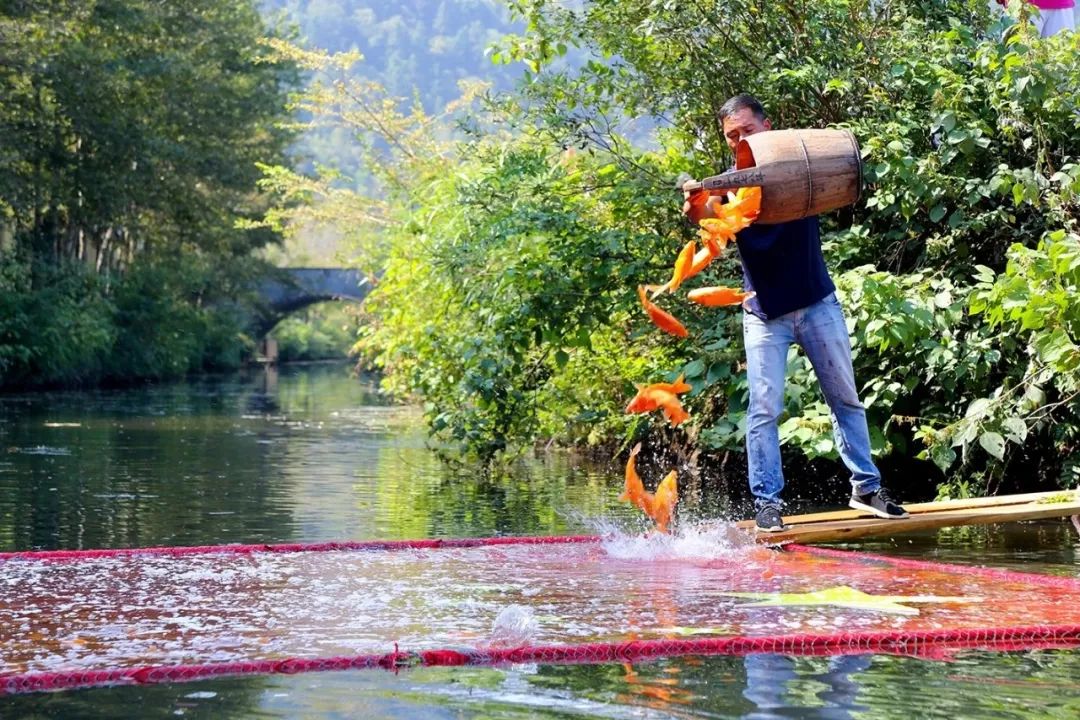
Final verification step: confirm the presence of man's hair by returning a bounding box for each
[719,94,767,123]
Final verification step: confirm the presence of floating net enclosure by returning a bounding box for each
[3,528,1080,694]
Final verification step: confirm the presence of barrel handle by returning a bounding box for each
[680,167,769,193]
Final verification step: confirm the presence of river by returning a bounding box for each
[1,363,1078,719]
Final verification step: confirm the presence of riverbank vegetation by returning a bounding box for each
[0,1,296,386]
[3,1,1077,499]
[259,0,1079,497]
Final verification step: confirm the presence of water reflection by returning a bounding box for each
[743,654,871,719]
[244,363,280,414]
[0,364,631,552]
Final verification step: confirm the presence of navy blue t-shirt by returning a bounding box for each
[735,215,835,320]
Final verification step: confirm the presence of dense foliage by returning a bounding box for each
[274,304,356,362]
[265,1,1079,495]
[0,0,296,386]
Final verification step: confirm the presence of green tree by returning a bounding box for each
[259,3,1080,494]
[0,0,298,386]
[494,0,1080,492]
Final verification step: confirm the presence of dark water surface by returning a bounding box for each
[1,364,1078,718]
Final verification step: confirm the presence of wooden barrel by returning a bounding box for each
[684,128,862,224]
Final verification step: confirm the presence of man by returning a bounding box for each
[682,94,908,532]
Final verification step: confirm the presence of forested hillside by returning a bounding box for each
[263,0,522,110]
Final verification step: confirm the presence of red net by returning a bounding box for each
[3,531,1079,695]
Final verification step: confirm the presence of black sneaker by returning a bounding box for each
[850,488,909,519]
[755,504,786,532]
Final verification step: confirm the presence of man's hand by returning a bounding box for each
[682,180,728,224]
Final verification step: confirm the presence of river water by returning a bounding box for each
[1,363,1078,719]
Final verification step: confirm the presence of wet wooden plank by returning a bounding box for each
[734,490,1072,531]
[739,492,1080,545]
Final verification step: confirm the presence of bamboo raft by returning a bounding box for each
[735,490,1080,545]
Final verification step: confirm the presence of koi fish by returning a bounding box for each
[726,186,762,220]
[696,186,763,254]
[668,240,696,293]
[646,240,698,299]
[651,374,691,395]
[651,470,679,534]
[698,217,735,256]
[683,245,715,281]
[637,285,688,338]
[620,444,679,533]
[659,400,690,427]
[686,286,756,307]
[624,375,691,413]
[626,386,690,427]
[686,189,713,213]
[625,377,691,426]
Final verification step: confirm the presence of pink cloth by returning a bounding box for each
[999,0,1076,8]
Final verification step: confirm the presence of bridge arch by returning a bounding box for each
[254,268,372,337]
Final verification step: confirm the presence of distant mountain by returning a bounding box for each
[262,0,525,112]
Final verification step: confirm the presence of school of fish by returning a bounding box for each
[620,186,763,532]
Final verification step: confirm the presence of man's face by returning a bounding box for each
[722,107,772,155]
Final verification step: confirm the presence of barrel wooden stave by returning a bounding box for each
[690,129,861,225]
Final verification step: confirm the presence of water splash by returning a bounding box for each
[600,520,757,561]
[488,605,539,648]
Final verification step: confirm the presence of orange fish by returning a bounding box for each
[651,374,691,395]
[625,383,691,427]
[686,286,756,307]
[668,240,696,293]
[726,186,762,220]
[642,388,690,426]
[698,217,736,256]
[686,189,713,213]
[643,283,667,299]
[646,240,698,299]
[625,375,691,414]
[658,399,690,426]
[620,444,679,533]
[696,186,762,254]
[637,285,688,338]
[683,246,715,281]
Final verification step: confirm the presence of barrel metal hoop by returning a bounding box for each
[847,129,862,204]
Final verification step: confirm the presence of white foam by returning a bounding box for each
[600,521,757,561]
[488,605,539,648]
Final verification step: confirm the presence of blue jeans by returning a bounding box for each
[742,293,881,509]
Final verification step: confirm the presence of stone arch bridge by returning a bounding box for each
[253,268,372,337]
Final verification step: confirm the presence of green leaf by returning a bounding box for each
[683,359,706,378]
[929,204,947,222]
[965,398,991,419]
[1001,417,1027,444]
[946,129,968,145]
[979,431,1006,460]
